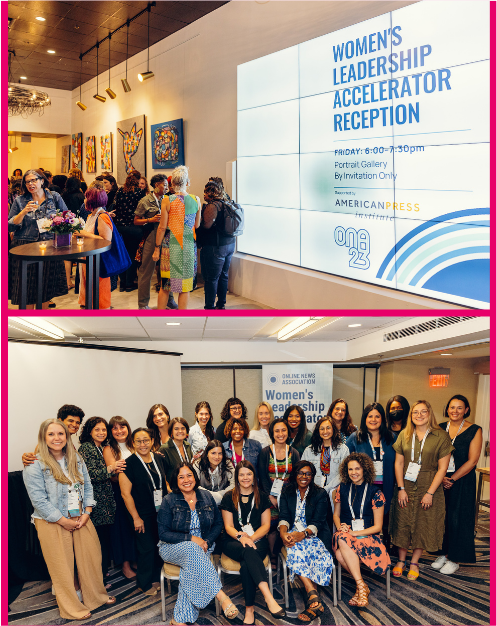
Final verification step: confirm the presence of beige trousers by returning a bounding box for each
[34,518,109,619]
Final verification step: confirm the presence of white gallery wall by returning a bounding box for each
[8,342,182,471]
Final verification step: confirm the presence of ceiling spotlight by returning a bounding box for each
[76,100,87,110]
[47,49,55,54]
[36,16,46,21]
[105,32,117,99]
[20,76,27,79]
[138,71,154,82]
[138,5,154,83]
[122,21,131,92]
[76,54,87,111]
[93,42,106,102]
[348,323,362,328]
[121,78,131,92]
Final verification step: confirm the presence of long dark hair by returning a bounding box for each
[385,395,410,430]
[170,461,200,494]
[107,415,134,459]
[232,460,260,510]
[282,405,309,449]
[220,397,248,422]
[282,460,318,497]
[79,416,109,445]
[195,401,215,441]
[326,398,356,435]
[198,440,233,481]
[356,402,393,445]
[310,416,342,454]
[146,403,171,451]
[443,394,471,418]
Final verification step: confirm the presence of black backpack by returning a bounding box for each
[216,200,244,238]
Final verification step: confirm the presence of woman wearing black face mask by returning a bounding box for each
[385,396,410,433]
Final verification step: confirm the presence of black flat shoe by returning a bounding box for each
[267,606,286,618]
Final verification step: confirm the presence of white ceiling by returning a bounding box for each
[8,316,410,343]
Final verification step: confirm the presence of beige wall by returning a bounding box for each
[378,357,487,422]
[8,137,57,176]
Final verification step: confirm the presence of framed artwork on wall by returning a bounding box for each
[151,119,184,169]
[71,133,82,169]
[61,145,71,173]
[85,136,96,173]
[100,133,113,172]
[116,115,145,184]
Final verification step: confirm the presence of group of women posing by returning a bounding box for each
[22,393,482,622]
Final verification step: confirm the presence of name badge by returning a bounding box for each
[270,479,284,497]
[352,519,365,531]
[314,475,326,488]
[242,523,254,536]
[153,489,162,511]
[37,218,47,233]
[295,521,306,533]
[404,462,421,482]
[448,454,455,473]
[373,461,383,481]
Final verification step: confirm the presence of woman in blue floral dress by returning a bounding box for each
[278,461,334,622]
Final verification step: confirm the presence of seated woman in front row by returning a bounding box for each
[193,440,235,505]
[278,461,334,622]
[158,462,238,624]
[332,452,390,608]
[220,460,286,625]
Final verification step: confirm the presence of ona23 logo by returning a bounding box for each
[334,227,370,269]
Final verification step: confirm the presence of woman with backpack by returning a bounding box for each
[197,179,237,310]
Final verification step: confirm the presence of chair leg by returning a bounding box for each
[338,562,342,601]
[332,563,337,607]
[160,569,166,622]
[282,557,289,609]
[386,566,391,599]
[267,560,273,594]
[276,554,281,585]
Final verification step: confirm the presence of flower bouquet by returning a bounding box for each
[39,211,86,248]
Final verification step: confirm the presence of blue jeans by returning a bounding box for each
[200,242,235,309]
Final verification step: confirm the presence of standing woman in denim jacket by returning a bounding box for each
[158,462,238,624]
[23,419,116,620]
[8,169,69,308]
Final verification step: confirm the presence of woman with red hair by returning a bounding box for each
[75,187,113,309]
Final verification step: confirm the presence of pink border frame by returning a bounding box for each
[3,2,495,625]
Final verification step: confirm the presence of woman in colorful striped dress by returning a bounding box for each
[153,166,201,310]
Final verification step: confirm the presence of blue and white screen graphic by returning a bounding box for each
[237,2,490,308]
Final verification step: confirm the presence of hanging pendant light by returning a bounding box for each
[121,21,131,92]
[76,54,87,110]
[138,4,154,82]
[105,33,116,99]
[9,135,19,153]
[93,42,106,102]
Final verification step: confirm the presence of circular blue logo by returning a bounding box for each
[267,373,279,385]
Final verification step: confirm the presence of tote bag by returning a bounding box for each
[94,211,131,278]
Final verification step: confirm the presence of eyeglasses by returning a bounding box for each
[135,439,151,445]
[412,410,429,417]
[297,472,313,478]
[25,178,41,184]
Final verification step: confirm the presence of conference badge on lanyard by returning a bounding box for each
[405,430,430,482]
[446,420,464,473]
[270,445,289,498]
[138,454,163,511]
[368,434,384,481]
[349,484,368,532]
[315,475,326,488]
[238,497,255,536]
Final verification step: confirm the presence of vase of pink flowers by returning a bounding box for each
[39,211,85,248]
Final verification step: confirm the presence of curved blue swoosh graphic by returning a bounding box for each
[422,259,490,303]
[408,246,490,286]
[376,207,490,279]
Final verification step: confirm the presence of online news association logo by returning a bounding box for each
[266,373,279,385]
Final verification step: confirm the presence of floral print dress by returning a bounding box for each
[286,492,334,585]
[333,485,390,575]
[78,441,116,526]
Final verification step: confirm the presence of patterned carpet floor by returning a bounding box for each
[9,518,489,626]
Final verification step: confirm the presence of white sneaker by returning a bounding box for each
[431,555,448,570]
[76,589,83,602]
[439,560,460,575]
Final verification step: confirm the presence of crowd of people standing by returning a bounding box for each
[22,392,482,623]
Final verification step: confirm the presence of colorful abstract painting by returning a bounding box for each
[151,119,184,169]
[71,133,82,169]
[85,136,96,173]
[61,145,70,173]
[100,133,113,171]
[116,115,145,184]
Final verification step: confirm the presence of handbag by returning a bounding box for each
[94,211,131,278]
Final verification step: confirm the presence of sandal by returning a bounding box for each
[106,596,116,605]
[348,587,360,606]
[82,613,91,620]
[298,590,325,621]
[407,562,420,581]
[222,601,239,620]
[392,560,406,577]
[355,580,370,608]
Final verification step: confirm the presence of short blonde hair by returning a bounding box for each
[404,400,440,439]
[252,401,274,431]
[171,165,189,192]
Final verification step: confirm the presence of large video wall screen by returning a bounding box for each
[237,2,490,308]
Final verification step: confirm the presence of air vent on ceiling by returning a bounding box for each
[383,317,477,342]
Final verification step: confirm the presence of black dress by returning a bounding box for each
[439,422,481,563]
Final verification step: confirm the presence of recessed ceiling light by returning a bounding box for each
[348,323,362,328]
[35,16,46,21]
[166,323,181,326]
[47,50,56,54]
[20,76,27,79]
[441,353,452,356]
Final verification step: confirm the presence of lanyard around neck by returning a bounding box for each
[368,433,384,461]
[446,420,465,443]
[173,440,186,461]
[238,493,255,527]
[137,453,162,491]
[231,440,245,467]
[411,430,430,464]
[348,482,368,521]
[272,444,289,479]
